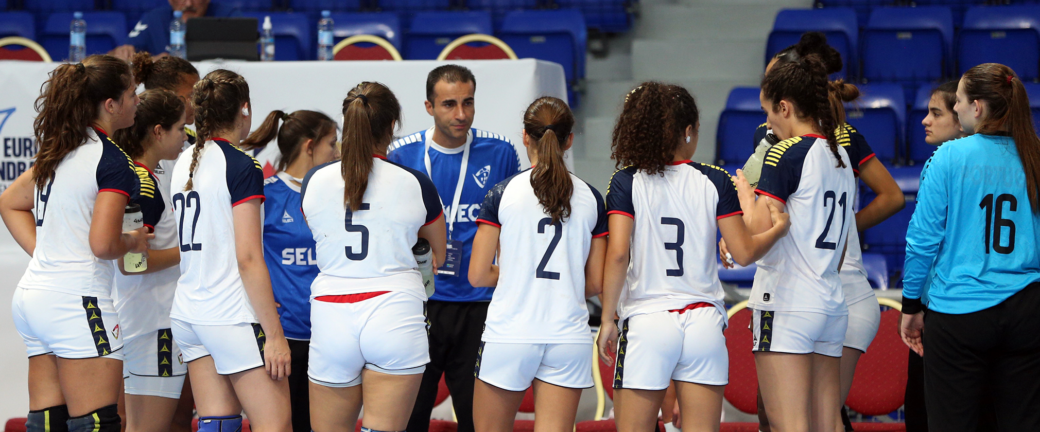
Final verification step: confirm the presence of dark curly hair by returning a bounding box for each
[762,54,846,169]
[610,82,699,175]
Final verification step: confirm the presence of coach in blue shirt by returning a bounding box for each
[900,64,1040,432]
[388,65,521,432]
[108,0,238,60]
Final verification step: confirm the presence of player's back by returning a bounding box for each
[751,135,856,315]
[301,156,442,301]
[478,171,607,344]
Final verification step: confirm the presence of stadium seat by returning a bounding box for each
[0,37,52,61]
[219,0,278,12]
[41,12,127,62]
[844,83,906,165]
[437,34,517,60]
[499,10,587,106]
[862,252,889,289]
[111,0,165,27]
[862,7,954,94]
[333,34,402,60]
[379,0,453,19]
[846,299,908,419]
[766,8,858,79]
[464,0,540,29]
[329,12,402,51]
[862,165,920,280]
[0,12,36,40]
[1026,82,1040,132]
[907,84,938,164]
[405,11,493,60]
[23,0,95,14]
[716,87,766,166]
[289,0,364,21]
[723,301,758,414]
[960,6,1040,80]
[241,12,312,60]
[555,0,632,33]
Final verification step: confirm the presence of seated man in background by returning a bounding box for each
[108,0,238,60]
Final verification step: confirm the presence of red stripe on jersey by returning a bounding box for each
[803,134,825,139]
[143,224,155,233]
[92,126,109,136]
[607,210,634,219]
[668,302,714,314]
[232,195,265,207]
[852,168,860,177]
[423,209,444,226]
[717,211,743,220]
[315,291,390,303]
[593,231,609,238]
[859,153,877,165]
[373,154,388,160]
[212,138,231,144]
[668,159,693,165]
[754,189,786,205]
[475,218,501,228]
[99,188,130,198]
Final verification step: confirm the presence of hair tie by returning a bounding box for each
[76,63,86,73]
[356,94,368,105]
[1008,75,1015,84]
[543,124,555,133]
[281,112,291,121]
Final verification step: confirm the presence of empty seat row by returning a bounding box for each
[815,0,1014,27]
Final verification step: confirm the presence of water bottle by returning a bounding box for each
[69,12,86,63]
[260,16,275,61]
[169,10,186,59]
[413,238,436,298]
[317,11,334,61]
[123,204,148,273]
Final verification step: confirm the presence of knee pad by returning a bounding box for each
[26,404,70,432]
[66,404,119,432]
[197,415,243,432]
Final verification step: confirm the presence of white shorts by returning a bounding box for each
[475,342,593,391]
[751,309,848,357]
[308,291,429,388]
[844,295,881,352]
[171,319,265,375]
[122,329,187,399]
[12,287,124,359]
[613,305,728,390]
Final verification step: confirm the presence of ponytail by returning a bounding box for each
[131,51,198,91]
[340,82,401,211]
[240,110,284,152]
[524,97,575,224]
[241,110,337,172]
[807,56,846,168]
[762,53,846,168]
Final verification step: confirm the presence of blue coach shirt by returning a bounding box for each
[128,3,239,55]
[262,172,318,339]
[388,128,522,302]
[903,134,1040,315]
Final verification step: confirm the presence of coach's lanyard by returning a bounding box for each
[424,136,470,240]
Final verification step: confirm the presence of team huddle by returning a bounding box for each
[1,30,1039,432]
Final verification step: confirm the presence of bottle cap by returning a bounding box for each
[74,11,83,19]
[174,10,182,18]
[263,16,272,30]
[322,10,331,17]
[125,203,142,214]
[412,238,430,254]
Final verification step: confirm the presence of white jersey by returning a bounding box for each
[605,161,744,320]
[113,163,180,341]
[169,139,266,325]
[475,170,608,344]
[301,155,442,300]
[18,128,139,297]
[751,135,856,315]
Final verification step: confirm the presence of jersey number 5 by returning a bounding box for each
[536,218,562,280]
[980,193,1017,254]
[173,191,202,251]
[344,203,370,260]
[815,191,847,250]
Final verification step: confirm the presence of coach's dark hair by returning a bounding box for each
[131,51,199,91]
[931,80,959,116]
[241,110,337,171]
[342,82,401,211]
[426,64,476,103]
[525,97,575,224]
[963,63,1040,212]
[186,69,250,191]
[112,89,185,160]
[611,82,699,175]
[762,54,846,169]
[774,32,860,128]
[33,55,134,190]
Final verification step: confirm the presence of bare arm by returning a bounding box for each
[718,200,791,267]
[468,223,500,288]
[91,191,150,260]
[584,236,607,298]
[733,169,757,227]
[0,170,38,255]
[418,214,447,269]
[749,194,783,235]
[597,214,632,362]
[855,158,905,231]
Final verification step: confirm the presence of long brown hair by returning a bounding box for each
[112,89,185,160]
[32,55,134,189]
[341,82,400,211]
[762,53,846,168]
[611,82,699,175]
[524,97,575,224]
[963,63,1040,212]
[240,110,337,171]
[130,51,198,91]
[185,69,250,191]
[774,32,860,133]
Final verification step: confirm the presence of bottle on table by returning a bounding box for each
[169,10,186,59]
[69,12,86,63]
[261,16,275,61]
[318,10,334,61]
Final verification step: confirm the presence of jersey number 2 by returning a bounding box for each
[536,218,562,280]
[344,203,370,260]
[815,191,847,250]
[173,191,202,251]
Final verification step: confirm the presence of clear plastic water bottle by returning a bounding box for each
[317,11,334,61]
[69,12,86,63]
[413,238,436,298]
[123,204,148,273]
[260,16,275,61]
[169,10,186,59]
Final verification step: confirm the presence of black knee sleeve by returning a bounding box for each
[66,404,119,432]
[26,404,70,432]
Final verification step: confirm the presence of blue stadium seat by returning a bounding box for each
[289,0,364,21]
[24,0,96,29]
[0,12,36,40]
[465,0,540,29]
[554,0,631,33]
[862,7,954,92]
[716,87,765,166]
[111,0,165,27]
[844,83,906,164]
[717,261,757,289]
[907,83,939,164]
[813,0,894,27]
[1026,82,1040,133]
[380,0,453,20]
[41,12,127,62]
[240,12,312,60]
[861,165,921,283]
[767,8,858,79]
[329,12,402,51]
[220,0,278,12]
[960,6,1040,80]
[862,253,889,289]
[499,10,587,106]
[405,11,492,60]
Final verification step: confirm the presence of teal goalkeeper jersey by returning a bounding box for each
[903,134,1040,315]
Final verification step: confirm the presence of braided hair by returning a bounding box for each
[761,54,846,168]
[185,69,250,191]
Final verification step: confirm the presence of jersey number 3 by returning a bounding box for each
[173,191,202,251]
